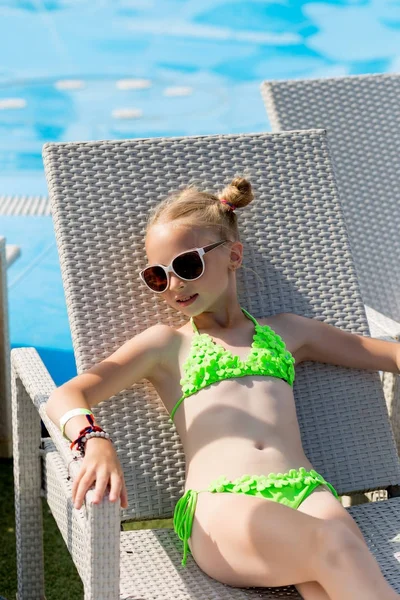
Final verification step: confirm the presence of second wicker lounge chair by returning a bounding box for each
[261,73,400,452]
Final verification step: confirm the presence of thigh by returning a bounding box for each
[297,485,365,543]
[293,486,370,598]
[295,581,330,600]
[189,490,327,588]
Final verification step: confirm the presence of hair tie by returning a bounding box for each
[220,198,236,211]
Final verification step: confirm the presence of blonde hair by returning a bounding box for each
[146,176,254,240]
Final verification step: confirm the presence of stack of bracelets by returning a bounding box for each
[59,408,112,457]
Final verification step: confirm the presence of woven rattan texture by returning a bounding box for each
[12,371,45,599]
[348,497,400,592]
[120,531,300,599]
[366,306,400,341]
[43,440,120,599]
[43,132,400,523]
[42,441,91,589]
[261,73,400,322]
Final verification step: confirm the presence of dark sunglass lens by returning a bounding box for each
[173,251,203,280]
[143,266,168,291]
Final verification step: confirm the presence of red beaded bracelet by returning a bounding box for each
[70,414,110,456]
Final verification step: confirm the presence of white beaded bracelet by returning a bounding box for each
[71,430,112,457]
[82,431,111,444]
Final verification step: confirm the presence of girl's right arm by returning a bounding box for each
[46,323,176,509]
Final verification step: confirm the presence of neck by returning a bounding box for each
[191,302,246,332]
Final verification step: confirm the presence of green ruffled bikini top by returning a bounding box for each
[170,307,295,421]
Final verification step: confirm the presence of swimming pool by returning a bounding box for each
[1,0,400,383]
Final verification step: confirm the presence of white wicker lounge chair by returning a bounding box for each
[0,236,20,457]
[12,131,400,599]
[261,73,400,451]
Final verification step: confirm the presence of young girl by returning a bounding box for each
[46,177,400,600]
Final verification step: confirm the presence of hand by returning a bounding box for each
[71,437,128,510]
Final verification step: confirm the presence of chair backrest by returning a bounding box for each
[43,131,400,522]
[261,73,400,323]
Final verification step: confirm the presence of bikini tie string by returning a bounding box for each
[173,489,198,566]
[173,488,207,566]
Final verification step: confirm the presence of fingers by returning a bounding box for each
[73,471,96,509]
[71,468,87,508]
[92,470,110,505]
[109,473,129,509]
[121,481,129,509]
[71,465,128,510]
[109,472,122,503]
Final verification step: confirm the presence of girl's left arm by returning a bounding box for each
[286,313,400,373]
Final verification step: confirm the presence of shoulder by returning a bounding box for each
[140,322,182,357]
[119,323,181,368]
[258,312,315,363]
[144,322,178,344]
[259,311,310,331]
[144,321,187,368]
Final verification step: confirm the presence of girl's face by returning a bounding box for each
[145,221,242,316]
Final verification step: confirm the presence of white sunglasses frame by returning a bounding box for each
[139,240,228,293]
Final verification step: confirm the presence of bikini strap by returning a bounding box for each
[190,317,199,334]
[241,307,259,327]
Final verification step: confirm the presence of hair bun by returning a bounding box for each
[218,176,254,211]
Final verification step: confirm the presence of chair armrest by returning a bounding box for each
[11,347,81,478]
[11,346,122,491]
[12,348,121,596]
[365,305,400,341]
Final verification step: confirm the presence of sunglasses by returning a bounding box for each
[139,240,228,293]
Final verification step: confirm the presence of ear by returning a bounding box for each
[229,241,243,270]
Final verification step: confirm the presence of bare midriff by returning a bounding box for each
[174,377,313,492]
[150,322,313,493]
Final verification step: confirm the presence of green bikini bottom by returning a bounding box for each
[173,467,339,566]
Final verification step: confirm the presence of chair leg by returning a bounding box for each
[12,373,45,600]
[82,498,121,600]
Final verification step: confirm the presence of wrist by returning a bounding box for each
[69,414,112,456]
[84,435,114,451]
[85,435,113,446]
[63,414,94,442]
[60,408,93,439]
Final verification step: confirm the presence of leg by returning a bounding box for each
[295,485,398,600]
[190,490,399,599]
[295,487,352,600]
[296,485,365,541]
[296,581,331,600]
[190,490,326,587]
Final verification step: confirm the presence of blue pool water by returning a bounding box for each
[1,0,400,384]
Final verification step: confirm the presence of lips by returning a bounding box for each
[176,294,198,304]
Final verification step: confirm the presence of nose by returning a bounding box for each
[169,273,185,291]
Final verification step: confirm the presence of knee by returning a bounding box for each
[314,520,363,568]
